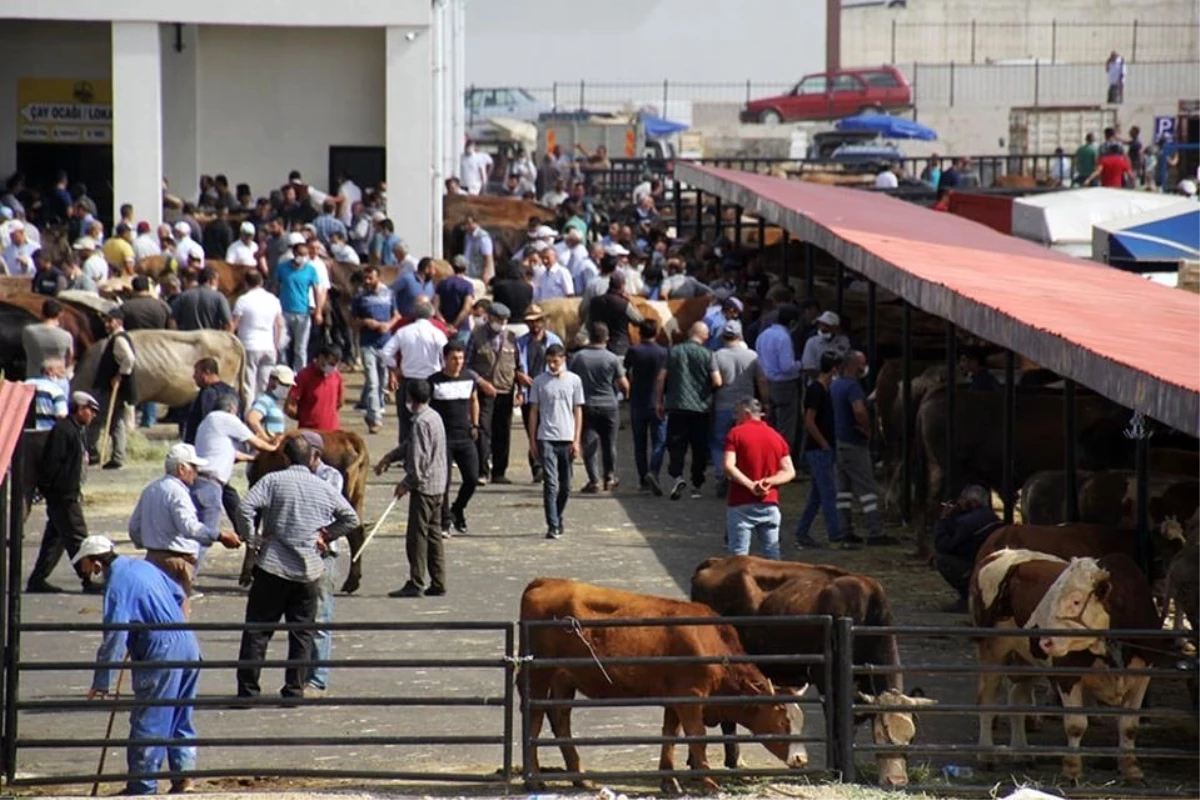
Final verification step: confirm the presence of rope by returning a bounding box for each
[563,615,613,685]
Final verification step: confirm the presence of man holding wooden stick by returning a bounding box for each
[89,307,136,469]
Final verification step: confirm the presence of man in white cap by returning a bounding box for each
[74,236,109,285]
[27,391,100,593]
[77,535,203,795]
[225,220,260,267]
[799,310,850,379]
[129,443,241,601]
[173,220,205,266]
[0,220,36,276]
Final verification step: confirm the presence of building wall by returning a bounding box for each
[5,0,429,27]
[0,20,112,179]
[464,0,827,87]
[193,25,386,198]
[842,0,1199,65]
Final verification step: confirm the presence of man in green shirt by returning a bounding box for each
[655,322,715,500]
[1073,133,1098,185]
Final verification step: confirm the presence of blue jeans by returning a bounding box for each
[630,407,666,482]
[796,449,842,542]
[710,407,736,482]
[138,402,158,428]
[308,553,339,690]
[540,441,573,532]
[284,312,312,372]
[359,345,387,427]
[725,503,782,560]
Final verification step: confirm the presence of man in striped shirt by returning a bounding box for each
[24,357,68,431]
[236,435,359,699]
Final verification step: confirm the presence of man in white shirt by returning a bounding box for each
[173,221,205,265]
[541,178,568,209]
[873,166,900,189]
[132,222,161,264]
[1106,50,1126,104]
[329,231,360,265]
[225,221,260,267]
[231,270,284,398]
[75,237,110,285]
[558,228,589,290]
[460,141,493,196]
[336,172,362,226]
[534,248,575,300]
[0,221,36,276]
[193,393,277,543]
[393,239,419,274]
[380,298,447,442]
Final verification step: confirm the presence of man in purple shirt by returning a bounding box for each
[391,257,436,317]
[434,255,475,330]
[754,305,803,457]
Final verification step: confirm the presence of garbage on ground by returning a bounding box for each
[942,764,974,779]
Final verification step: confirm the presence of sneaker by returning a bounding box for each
[452,515,469,535]
[102,461,123,470]
[795,534,824,549]
[531,468,544,483]
[581,482,600,494]
[367,424,381,435]
[866,535,901,546]
[603,476,619,492]
[545,528,562,540]
[670,478,687,500]
[440,527,453,540]
[189,591,205,600]
[689,485,703,499]
[646,475,663,497]
[388,583,424,598]
[426,585,447,597]
[26,581,64,594]
[491,475,513,485]
[302,685,326,699]
[477,474,489,487]
[168,778,197,794]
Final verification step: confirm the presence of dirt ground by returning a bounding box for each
[6,370,1197,798]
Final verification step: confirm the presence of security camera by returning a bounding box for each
[405,31,417,42]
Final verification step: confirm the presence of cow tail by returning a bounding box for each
[235,339,249,409]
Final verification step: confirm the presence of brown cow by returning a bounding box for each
[519,577,807,794]
[971,549,1169,783]
[690,555,933,787]
[537,296,710,347]
[443,194,552,262]
[243,429,370,594]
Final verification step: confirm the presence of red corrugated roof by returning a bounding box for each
[677,164,1200,435]
[0,380,35,478]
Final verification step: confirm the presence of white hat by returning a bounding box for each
[269,365,296,386]
[9,220,24,232]
[536,225,557,240]
[71,390,101,410]
[565,227,583,242]
[530,240,549,252]
[173,221,191,236]
[371,211,386,222]
[166,443,208,470]
[239,221,256,235]
[72,236,97,251]
[71,535,115,565]
[815,311,841,327]
[604,243,630,256]
[287,232,307,246]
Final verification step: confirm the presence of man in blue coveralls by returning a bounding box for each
[78,535,201,795]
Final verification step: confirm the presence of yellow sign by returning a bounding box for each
[17,78,113,145]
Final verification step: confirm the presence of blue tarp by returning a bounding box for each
[1105,206,1200,265]
[641,114,689,138]
[835,113,938,141]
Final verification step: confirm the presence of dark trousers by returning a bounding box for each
[442,439,479,528]
[630,406,667,482]
[540,441,573,532]
[395,377,412,447]
[934,552,974,599]
[28,496,89,588]
[221,483,248,540]
[582,406,620,484]
[237,567,320,697]
[406,491,445,590]
[478,390,515,478]
[666,410,710,488]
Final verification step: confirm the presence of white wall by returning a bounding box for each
[194,25,386,197]
[162,24,201,202]
[465,0,827,86]
[0,20,111,179]
[6,0,430,27]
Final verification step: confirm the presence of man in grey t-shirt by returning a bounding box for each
[528,343,586,540]
[569,323,630,493]
[710,321,768,495]
[21,298,75,376]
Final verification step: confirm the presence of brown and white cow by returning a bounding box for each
[971,548,1168,784]
[519,577,807,795]
[690,555,934,787]
[242,429,370,594]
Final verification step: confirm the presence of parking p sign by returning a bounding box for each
[1154,115,1176,142]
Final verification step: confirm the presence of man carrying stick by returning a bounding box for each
[89,307,136,469]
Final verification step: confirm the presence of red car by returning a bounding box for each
[740,66,912,124]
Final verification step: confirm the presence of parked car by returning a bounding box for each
[465,87,546,125]
[740,66,912,124]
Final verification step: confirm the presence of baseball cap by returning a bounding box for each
[72,236,97,251]
[524,304,545,321]
[270,365,296,385]
[816,311,841,327]
[287,232,306,246]
[604,243,630,256]
[240,221,256,235]
[536,225,557,239]
[452,255,468,270]
[489,302,511,320]
[173,221,191,235]
[71,390,101,411]
[166,443,208,469]
[71,535,115,565]
[300,431,325,452]
[721,320,743,339]
[136,221,151,234]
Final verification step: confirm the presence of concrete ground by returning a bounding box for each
[6,371,1197,798]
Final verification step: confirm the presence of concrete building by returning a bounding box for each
[0,0,464,257]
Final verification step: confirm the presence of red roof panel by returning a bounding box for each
[0,380,35,478]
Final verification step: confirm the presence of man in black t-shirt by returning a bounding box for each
[794,351,861,549]
[623,319,668,495]
[427,340,480,536]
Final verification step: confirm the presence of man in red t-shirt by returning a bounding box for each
[287,345,344,431]
[723,397,795,559]
[1087,150,1134,188]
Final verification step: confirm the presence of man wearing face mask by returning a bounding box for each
[831,351,895,546]
[466,302,519,485]
[247,365,295,440]
[286,345,344,431]
[800,311,850,380]
[77,535,203,795]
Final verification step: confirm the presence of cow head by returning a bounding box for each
[1026,557,1113,659]
[856,688,937,787]
[740,679,809,769]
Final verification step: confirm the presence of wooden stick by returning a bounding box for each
[97,381,120,467]
[91,653,130,797]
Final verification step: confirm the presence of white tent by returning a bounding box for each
[1012,188,1186,257]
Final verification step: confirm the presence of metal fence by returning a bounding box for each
[881,21,1197,66]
